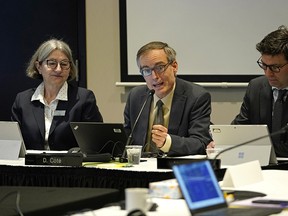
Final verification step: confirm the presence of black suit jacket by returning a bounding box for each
[232,76,288,157]
[124,78,212,156]
[11,84,103,150]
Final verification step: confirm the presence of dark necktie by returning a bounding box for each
[149,100,164,153]
[154,100,164,125]
[272,89,287,144]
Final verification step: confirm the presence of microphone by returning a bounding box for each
[212,125,288,168]
[119,89,155,162]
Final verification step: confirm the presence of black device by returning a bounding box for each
[157,157,221,170]
[68,147,112,162]
[120,89,155,162]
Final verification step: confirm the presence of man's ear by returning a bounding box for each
[172,61,178,75]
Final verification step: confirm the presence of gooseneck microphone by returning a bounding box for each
[213,124,288,167]
[119,89,155,162]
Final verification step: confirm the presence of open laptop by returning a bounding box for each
[70,122,127,158]
[172,160,282,216]
[0,121,26,160]
[210,125,277,167]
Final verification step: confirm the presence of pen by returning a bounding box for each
[252,199,288,207]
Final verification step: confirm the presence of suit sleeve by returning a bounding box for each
[123,92,132,136]
[169,91,212,156]
[81,90,103,122]
[231,84,251,125]
[11,93,22,123]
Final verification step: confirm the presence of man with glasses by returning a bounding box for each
[11,39,103,150]
[124,41,213,156]
[232,25,288,157]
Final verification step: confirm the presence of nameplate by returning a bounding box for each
[222,160,263,188]
[54,110,66,116]
[25,153,83,167]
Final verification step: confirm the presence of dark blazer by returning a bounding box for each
[11,84,103,150]
[124,78,212,156]
[232,76,288,157]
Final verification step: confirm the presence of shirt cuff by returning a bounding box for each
[160,134,171,153]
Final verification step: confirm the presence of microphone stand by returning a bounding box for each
[119,89,155,163]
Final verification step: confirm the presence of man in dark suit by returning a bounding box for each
[124,41,212,156]
[11,39,103,150]
[232,26,288,157]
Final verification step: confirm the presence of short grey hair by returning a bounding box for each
[136,41,177,67]
[26,39,77,81]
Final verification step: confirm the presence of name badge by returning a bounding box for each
[54,110,66,116]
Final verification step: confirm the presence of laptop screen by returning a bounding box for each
[172,161,226,212]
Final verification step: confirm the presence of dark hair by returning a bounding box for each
[256,25,288,60]
[136,41,177,67]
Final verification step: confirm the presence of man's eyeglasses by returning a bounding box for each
[45,59,71,70]
[257,57,288,73]
[140,61,172,77]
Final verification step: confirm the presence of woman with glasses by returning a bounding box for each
[124,41,213,157]
[232,25,288,157]
[11,39,103,150]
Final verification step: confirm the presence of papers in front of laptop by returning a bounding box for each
[221,170,288,197]
[222,170,288,210]
[172,155,207,159]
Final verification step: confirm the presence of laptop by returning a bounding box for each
[210,125,277,167]
[172,160,282,216]
[0,121,26,160]
[70,122,127,158]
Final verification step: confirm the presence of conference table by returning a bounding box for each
[0,155,288,215]
[0,155,288,200]
[0,157,175,200]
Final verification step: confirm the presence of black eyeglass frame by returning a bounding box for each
[257,57,288,73]
[41,59,71,70]
[140,61,172,77]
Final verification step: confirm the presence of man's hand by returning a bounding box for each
[151,124,168,148]
[206,140,215,149]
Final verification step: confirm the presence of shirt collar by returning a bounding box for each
[153,83,176,108]
[31,82,68,103]
[272,87,288,91]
